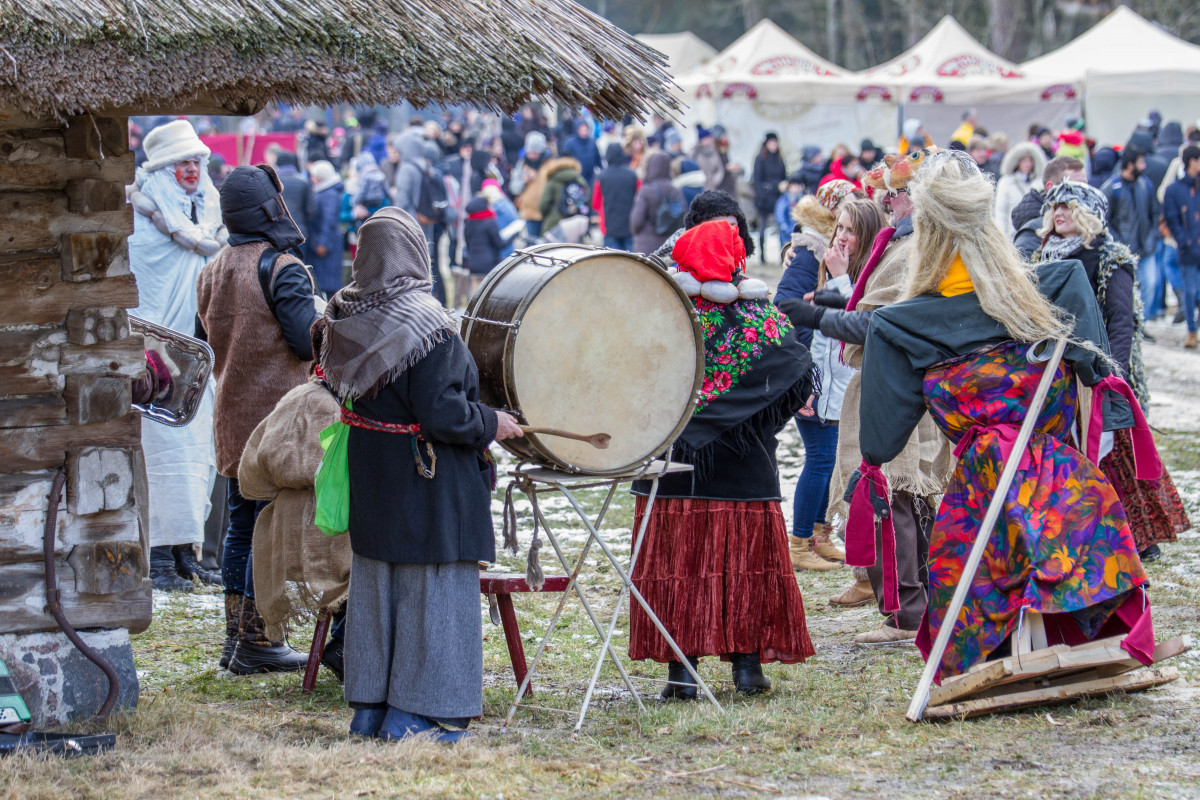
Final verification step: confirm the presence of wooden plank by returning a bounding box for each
[65,375,132,426]
[0,560,151,635]
[59,338,143,378]
[923,667,1180,721]
[0,395,67,428]
[61,232,129,281]
[0,411,141,472]
[63,115,129,161]
[0,259,138,325]
[0,191,65,252]
[0,495,138,565]
[928,659,1013,708]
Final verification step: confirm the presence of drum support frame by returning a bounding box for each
[500,460,725,735]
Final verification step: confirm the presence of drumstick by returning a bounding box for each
[519,426,611,449]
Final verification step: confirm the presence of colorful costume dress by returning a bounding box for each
[629,222,815,665]
[854,260,1156,681]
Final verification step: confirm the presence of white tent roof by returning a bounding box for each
[675,19,864,104]
[635,32,717,76]
[863,16,1075,105]
[1023,6,1200,94]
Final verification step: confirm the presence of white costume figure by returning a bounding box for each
[127,120,223,563]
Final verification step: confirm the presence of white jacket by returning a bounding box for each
[809,273,857,421]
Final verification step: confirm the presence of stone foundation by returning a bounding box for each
[0,628,138,729]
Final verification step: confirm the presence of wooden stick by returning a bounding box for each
[907,338,1068,722]
[520,426,611,449]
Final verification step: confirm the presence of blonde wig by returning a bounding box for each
[906,150,1071,343]
[1038,201,1106,248]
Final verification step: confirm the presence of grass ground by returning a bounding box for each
[3,332,1199,800]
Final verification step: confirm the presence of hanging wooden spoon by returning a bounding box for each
[520,426,612,449]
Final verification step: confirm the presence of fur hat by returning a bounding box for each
[684,190,755,258]
[142,120,210,173]
[863,146,938,194]
[310,160,341,193]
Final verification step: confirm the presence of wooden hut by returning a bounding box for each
[0,0,671,724]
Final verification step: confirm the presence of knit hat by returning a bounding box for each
[763,132,779,143]
[696,124,714,141]
[863,146,938,194]
[1044,180,1108,221]
[524,131,547,155]
[142,119,210,173]
[683,189,755,258]
[815,179,856,210]
[664,128,682,149]
[310,160,341,193]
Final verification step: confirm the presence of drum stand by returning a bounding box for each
[500,460,724,735]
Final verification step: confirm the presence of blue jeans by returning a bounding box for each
[603,235,633,251]
[1182,262,1200,333]
[1138,252,1162,319]
[1159,242,1182,296]
[222,477,266,597]
[792,416,839,539]
[525,219,543,237]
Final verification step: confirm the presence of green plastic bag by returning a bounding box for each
[314,401,351,537]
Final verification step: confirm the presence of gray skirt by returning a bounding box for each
[344,555,483,720]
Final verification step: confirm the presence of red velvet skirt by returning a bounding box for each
[1102,428,1190,551]
[628,496,815,664]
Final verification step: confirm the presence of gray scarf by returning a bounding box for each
[319,207,456,400]
[1040,234,1087,263]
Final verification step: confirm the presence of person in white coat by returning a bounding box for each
[993,142,1047,239]
[127,120,224,591]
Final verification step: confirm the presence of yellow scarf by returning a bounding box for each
[938,253,974,297]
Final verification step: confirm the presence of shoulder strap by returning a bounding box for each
[258,247,282,313]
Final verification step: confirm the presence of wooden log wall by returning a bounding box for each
[0,111,151,635]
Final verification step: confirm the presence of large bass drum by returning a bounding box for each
[462,244,703,475]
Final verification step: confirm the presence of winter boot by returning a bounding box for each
[789,536,840,571]
[321,637,345,683]
[220,593,242,669]
[1186,332,1198,349]
[661,657,701,701]
[828,577,875,607]
[730,652,771,695]
[349,707,387,738]
[173,543,223,586]
[810,524,846,562]
[150,546,193,592]
[228,595,309,675]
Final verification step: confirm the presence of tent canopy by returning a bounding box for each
[635,32,717,76]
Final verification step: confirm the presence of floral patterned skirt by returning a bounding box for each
[1101,428,1190,552]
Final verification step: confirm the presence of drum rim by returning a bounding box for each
[464,245,705,475]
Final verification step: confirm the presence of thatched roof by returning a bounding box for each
[0,0,675,120]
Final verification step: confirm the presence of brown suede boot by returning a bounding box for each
[828,578,874,607]
[228,595,309,675]
[1186,331,1198,349]
[789,536,840,571]
[220,593,242,669]
[811,524,846,562]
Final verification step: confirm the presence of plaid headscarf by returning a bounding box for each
[319,208,457,400]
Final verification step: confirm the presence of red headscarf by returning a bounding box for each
[671,219,746,283]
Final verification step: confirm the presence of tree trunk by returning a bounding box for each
[989,0,1020,60]
[741,0,766,29]
[827,0,839,65]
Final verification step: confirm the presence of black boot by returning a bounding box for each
[228,595,309,675]
[321,637,345,683]
[220,593,242,669]
[660,657,700,701]
[173,544,223,586]
[730,652,771,695]
[150,546,193,592]
[1139,543,1162,563]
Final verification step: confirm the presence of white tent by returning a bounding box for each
[861,16,1081,146]
[1022,7,1200,146]
[635,32,717,76]
[674,20,896,172]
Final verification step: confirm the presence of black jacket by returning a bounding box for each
[1101,173,1160,258]
[1068,243,1136,375]
[859,260,1128,467]
[462,198,507,276]
[597,144,638,240]
[752,151,787,212]
[1010,187,1044,234]
[276,165,318,240]
[348,337,498,564]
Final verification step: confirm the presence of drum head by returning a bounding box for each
[511,252,700,473]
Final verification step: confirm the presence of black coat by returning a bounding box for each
[752,151,787,212]
[347,337,498,564]
[1068,244,1136,376]
[463,199,507,276]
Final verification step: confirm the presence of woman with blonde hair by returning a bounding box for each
[1036,181,1189,559]
[852,150,1159,682]
[777,196,887,572]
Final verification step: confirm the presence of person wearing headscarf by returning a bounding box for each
[196,164,321,676]
[127,119,224,592]
[317,208,521,742]
[629,219,815,700]
[1036,181,1189,559]
[855,149,1158,683]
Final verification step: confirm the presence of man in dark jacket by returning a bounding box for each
[562,119,602,186]
[196,165,320,676]
[1013,156,1085,259]
[1164,145,1200,347]
[1102,148,1162,317]
[274,151,318,243]
[596,143,638,250]
[630,151,684,255]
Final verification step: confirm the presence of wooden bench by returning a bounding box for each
[302,572,571,693]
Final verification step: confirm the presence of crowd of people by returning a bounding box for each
[123,101,1197,740]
